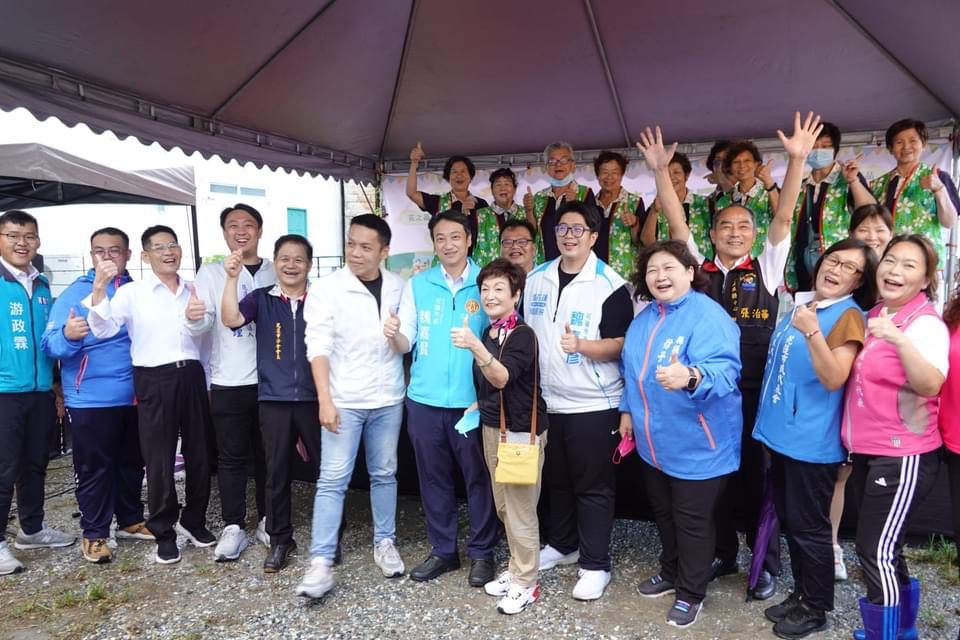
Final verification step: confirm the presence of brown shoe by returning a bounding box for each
[116,522,155,541]
[82,538,113,564]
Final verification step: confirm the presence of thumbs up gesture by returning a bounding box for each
[791,301,820,335]
[523,185,535,212]
[92,254,118,291]
[223,250,243,279]
[867,307,903,345]
[655,352,689,390]
[410,142,425,163]
[756,158,776,189]
[383,308,402,339]
[64,306,90,341]
[560,322,580,354]
[450,315,477,350]
[184,283,206,321]
[920,172,944,194]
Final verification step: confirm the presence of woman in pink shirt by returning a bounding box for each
[843,234,947,640]
[939,281,960,594]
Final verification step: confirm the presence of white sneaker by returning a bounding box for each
[256,517,270,547]
[14,525,76,549]
[572,568,611,601]
[539,545,579,571]
[214,525,249,562]
[296,557,335,599]
[484,570,513,597]
[497,582,540,615]
[373,538,405,578]
[0,541,24,575]
[834,544,848,582]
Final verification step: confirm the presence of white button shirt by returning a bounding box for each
[0,257,40,298]
[84,273,204,367]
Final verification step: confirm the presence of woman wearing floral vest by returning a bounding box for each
[592,150,644,279]
[870,119,959,272]
[641,151,714,261]
[843,234,948,640]
[471,168,529,268]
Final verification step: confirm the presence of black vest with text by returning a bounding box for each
[702,258,778,389]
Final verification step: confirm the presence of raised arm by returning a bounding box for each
[840,154,878,209]
[406,142,426,209]
[220,252,247,329]
[636,127,686,242]
[769,112,823,246]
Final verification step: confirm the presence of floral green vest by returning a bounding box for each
[871,162,945,267]
[472,205,526,267]
[716,182,773,258]
[532,184,592,264]
[784,170,854,291]
[655,193,714,261]
[601,190,643,279]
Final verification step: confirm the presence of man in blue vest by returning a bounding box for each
[0,210,76,575]
[385,210,498,586]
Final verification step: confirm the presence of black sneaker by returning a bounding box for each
[710,556,739,580]
[175,523,216,548]
[666,599,702,628]
[155,538,181,565]
[772,601,827,639]
[636,574,676,598]
[765,592,803,623]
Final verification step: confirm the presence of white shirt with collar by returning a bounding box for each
[732,179,767,205]
[802,163,842,201]
[440,262,468,296]
[84,273,204,367]
[0,257,40,298]
[185,258,275,386]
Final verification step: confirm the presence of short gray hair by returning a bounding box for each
[543,141,575,165]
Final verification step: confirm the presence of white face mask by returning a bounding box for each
[806,148,835,170]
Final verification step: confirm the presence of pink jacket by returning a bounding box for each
[939,326,960,453]
[843,293,943,456]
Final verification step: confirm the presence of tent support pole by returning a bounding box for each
[339,180,347,268]
[190,204,201,272]
[582,0,631,147]
[826,0,958,119]
[378,0,419,161]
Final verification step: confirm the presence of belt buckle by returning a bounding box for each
[175,360,187,369]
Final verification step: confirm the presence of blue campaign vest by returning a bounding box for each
[753,297,861,463]
[407,261,488,408]
[0,267,53,393]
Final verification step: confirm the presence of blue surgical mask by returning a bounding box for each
[548,173,575,188]
[806,149,835,170]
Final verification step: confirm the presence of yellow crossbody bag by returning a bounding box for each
[494,327,540,485]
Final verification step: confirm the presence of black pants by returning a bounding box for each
[0,391,55,535]
[210,385,266,527]
[133,360,211,543]
[67,406,144,539]
[642,459,728,604]
[851,451,939,605]
[544,409,620,571]
[947,448,960,582]
[260,400,321,546]
[715,386,781,574]
[770,451,838,611]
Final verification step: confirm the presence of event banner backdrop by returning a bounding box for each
[382,143,953,278]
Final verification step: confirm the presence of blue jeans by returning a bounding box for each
[309,403,403,560]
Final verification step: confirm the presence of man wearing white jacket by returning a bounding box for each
[296,214,406,599]
[524,200,634,602]
[185,204,275,561]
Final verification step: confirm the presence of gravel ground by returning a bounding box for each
[1,458,958,640]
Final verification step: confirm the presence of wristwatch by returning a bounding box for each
[685,367,699,391]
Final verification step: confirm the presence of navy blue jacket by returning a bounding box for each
[237,285,315,402]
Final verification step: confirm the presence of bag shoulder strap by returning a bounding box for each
[497,325,539,444]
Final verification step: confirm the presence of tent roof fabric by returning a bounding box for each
[0,0,956,183]
[0,142,195,209]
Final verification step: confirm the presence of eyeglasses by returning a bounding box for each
[148,242,181,252]
[822,255,862,275]
[546,157,573,167]
[1,232,39,244]
[92,247,126,258]
[555,223,588,238]
[500,238,532,249]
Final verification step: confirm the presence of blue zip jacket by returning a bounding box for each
[753,297,861,464]
[238,285,315,402]
[41,269,135,408]
[620,290,742,480]
[0,264,53,393]
[407,261,488,409]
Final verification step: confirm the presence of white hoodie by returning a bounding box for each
[304,266,405,409]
